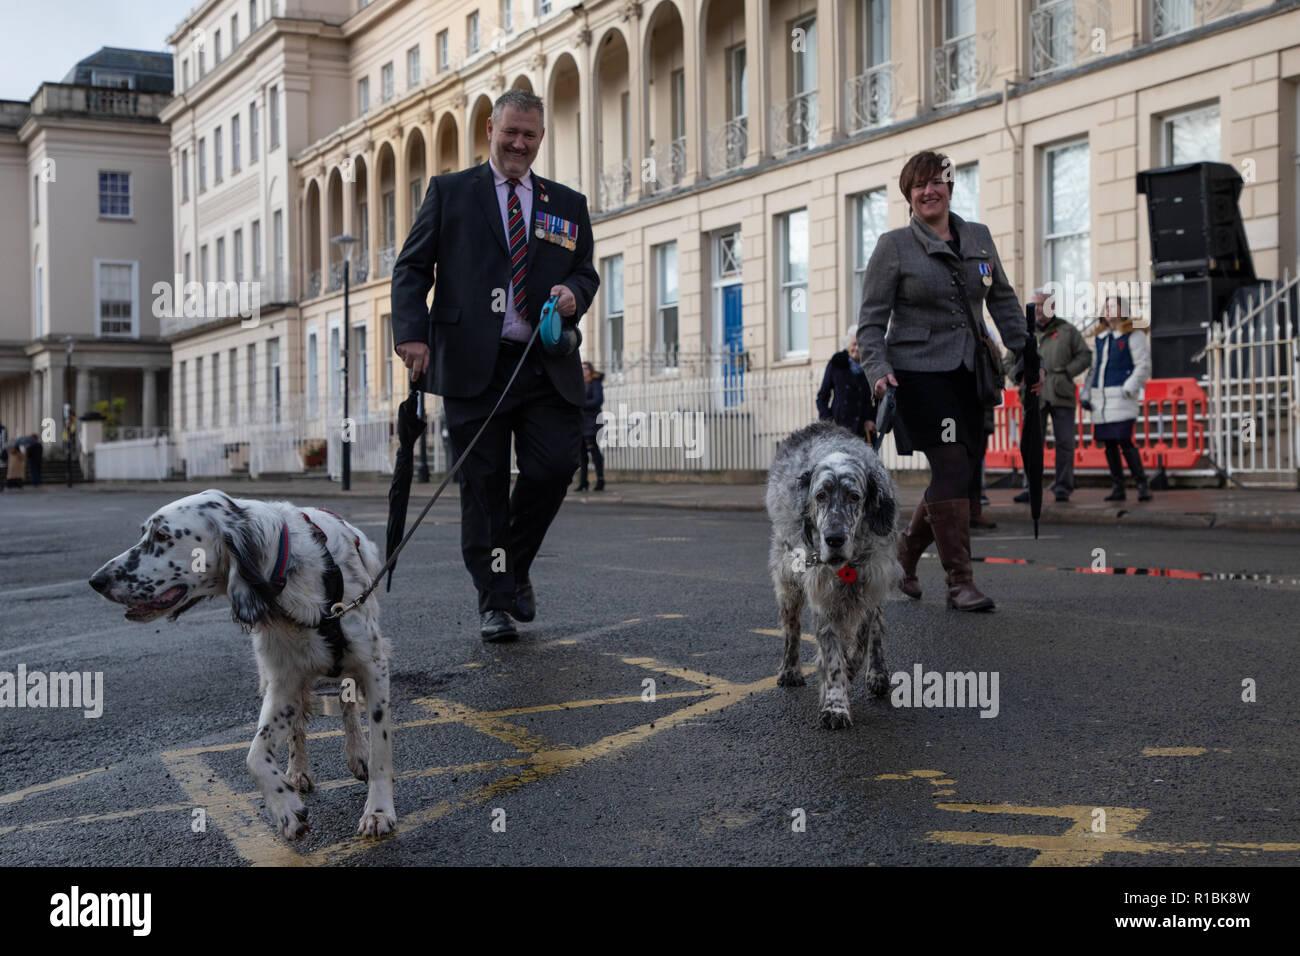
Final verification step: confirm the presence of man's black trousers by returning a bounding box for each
[442,339,581,614]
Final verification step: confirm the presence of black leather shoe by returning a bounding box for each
[480,610,518,642]
[1013,490,1030,503]
[1054,492,1070,503]
[593,479,605,491]
[575,482,589,491]
[510,578,535,622]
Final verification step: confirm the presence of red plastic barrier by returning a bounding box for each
[984,378,1206,471]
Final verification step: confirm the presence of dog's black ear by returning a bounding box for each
[795,470,812,494]
[224,524,277,627]
[865,466,898,538]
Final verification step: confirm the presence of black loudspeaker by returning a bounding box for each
[1136,162,1255,280]
[1148,277,1244,379]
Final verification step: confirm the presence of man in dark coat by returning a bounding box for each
[816,325,875,440]
[1014,289,1092,503]
[577,361,605,491]
[391,89,600,641]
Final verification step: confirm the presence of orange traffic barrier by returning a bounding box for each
[984,378,1207,471]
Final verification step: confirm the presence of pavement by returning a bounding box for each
[1,491,1296,867]
[34,471,1300,533]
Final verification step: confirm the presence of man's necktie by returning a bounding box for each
[506,178,527,317]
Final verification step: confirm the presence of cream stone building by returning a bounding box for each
[161,0,1300,473]
[0,49,174,442]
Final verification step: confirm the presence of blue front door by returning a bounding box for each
[722,283,743,406]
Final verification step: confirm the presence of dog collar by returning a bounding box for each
[799,550,858,583]
[270,521,290,593]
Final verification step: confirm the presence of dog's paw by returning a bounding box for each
[347,756,369,783]
[357,808,396,838]
[776,667,806,688]
[283,768,315,794]
[818,706,853,730]
[865,668,889,698]
[275,802,310,841]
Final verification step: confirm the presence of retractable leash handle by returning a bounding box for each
[539,293,580,356]
[326,318,546,620]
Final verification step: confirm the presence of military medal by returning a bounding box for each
[979,262,993,287]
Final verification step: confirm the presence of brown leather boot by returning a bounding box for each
[969,497,997,531]
[924,498,995,612]
[896,500,933,599]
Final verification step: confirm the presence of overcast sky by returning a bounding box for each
[0,0,188,101]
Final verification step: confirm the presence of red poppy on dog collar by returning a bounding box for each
[837,566,858,584]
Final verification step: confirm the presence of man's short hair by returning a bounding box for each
[492,89,545,126]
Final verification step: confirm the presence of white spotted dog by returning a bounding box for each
[765,422,900,729]
[89,490,396,840]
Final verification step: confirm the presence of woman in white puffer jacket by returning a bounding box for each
[1080,294,1152,501]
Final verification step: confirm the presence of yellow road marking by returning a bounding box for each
[0,802,190,836]
[751,628,816,644]
[0,766,110,806]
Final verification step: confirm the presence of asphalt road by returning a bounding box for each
[0,488,1297,866]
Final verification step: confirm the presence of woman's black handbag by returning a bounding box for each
[945,260,1003,407]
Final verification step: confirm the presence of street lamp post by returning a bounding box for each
[331,233,360,491]
[63,336,74,488]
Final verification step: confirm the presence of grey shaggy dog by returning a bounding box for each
[89,490,395,840]
[765,422,900,729]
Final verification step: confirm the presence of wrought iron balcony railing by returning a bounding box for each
[706,116,747,177]
[599,158,632,212]
[771,90,818,157]
[846,62,897,133]
[648,136,686,195]
[1030,0,1112,77]
[1151,0,1241,39]
[306,269,321,299]
[932,29,997,108]
[377,245,396,278]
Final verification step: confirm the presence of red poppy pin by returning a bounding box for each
[1052,332,1059,339]
[1118,341,1127,349]
[837,566,858,584]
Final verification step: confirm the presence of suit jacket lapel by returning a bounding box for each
[526,172,549,271]
[475,163,510,258]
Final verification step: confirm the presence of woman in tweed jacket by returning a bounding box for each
[858,150,1042,611]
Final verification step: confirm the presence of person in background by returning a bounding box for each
[817,325,876,442]
[577,361,605,492]
[1080,294,1152,502]
[1015,288,1092,504]
[23,435,42,487]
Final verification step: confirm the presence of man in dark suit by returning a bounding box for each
[391,89,599,641]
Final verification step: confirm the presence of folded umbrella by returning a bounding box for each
[385,386,426,591]
[1020,304,1044,539]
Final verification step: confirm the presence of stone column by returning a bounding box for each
[142,368,158,430]
[75,366,91,419]
[744,0,769,166]
[815,0,841,146]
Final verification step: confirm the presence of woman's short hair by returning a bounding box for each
[842,324,859,350]
[899,150,953,206]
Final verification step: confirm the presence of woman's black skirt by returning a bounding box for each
[894,364,986,456]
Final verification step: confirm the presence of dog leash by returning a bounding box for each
[324,307,552,621]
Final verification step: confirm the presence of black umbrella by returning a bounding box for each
[1020,303,1044,539]
[385,386,426,591]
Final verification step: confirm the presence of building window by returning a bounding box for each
[1043,140,1090,317]
[438,30,450,71]
[196,355,204,428]
[382,190,396,248]
[328,327,341,402]
[184,252,191,284]
[307,332,319,418]
[198,48,206,78]
[359,199,369,264]
[727,43,747,121]
[231,13,239,47]
[234,228,244,282]
[228,347,238,421]
[249,0,257,31]
[269,84,280,149]
[182,59,189,90]
[359,76,370,115]
[231,114,241,172]
[502,0,514,33]
[410,178,423,223]
[181,148,190,201]
[251,219,261,279]
[383,318,393,396]
[214,127,224,183]
[354,324,368,396]
[602,254,624,371]
[273,210,284,296]
[381,62,394,102]
[1162,103,1220,165]
[407,46,420,88]
[538,0,552,16]
[851,188,888,321]
[212,352,221,426]
[246,343,256,407]
[938,0,977,104]
[654,242,678,369]
[268,338,281,421]
[96,261,137,336]
[782,14,817,153]
[216,236,226,282]
[214,29,222,64]
[198,137,207,191]
[467,12,480,55]
[250,101,260,160]
[33,174,40,222]
[949,161,979,222]
[200,244,209,284]
[179,361,187,429]
[98,171,131,218]
[779,209,810,357]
